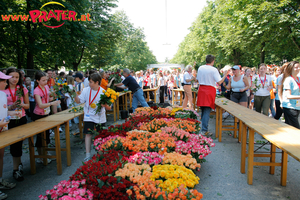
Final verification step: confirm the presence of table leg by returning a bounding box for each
[281,151,288,186]
[116,100,119,121]
[218,108,223,142]
[180,91,183,106]
[129,92,132,108]
[54,126,62,175]
[234,117,237,138]
[247,128,255,185]
[125,93,128,111]
[215,107,219,138]
[238,120,242,142]
[172,89,174,105]
[65,121,71,166]
[28,137,36,174]
[241,122,247,174]
[269,143,276,175]
[79,115,83,139]
[42,131,48,166]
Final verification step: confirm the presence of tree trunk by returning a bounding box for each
[72,46,85,71]
[288,26,300,51]
[16,32,22,69]
[233,49,240,65]
[260,42,265,63]
[26,0,34,69]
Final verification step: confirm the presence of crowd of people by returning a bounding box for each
[0,57,299,199]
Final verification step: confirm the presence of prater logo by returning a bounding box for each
[1,1,91,28]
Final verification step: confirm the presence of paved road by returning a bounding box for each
[3,113,300,199]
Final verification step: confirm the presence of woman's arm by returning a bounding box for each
[285,89,300,99]
[225,78,231,90]
[107,77,115,88]
[241,76,250,92]
[20,92,30,110]
[35,94,60,109]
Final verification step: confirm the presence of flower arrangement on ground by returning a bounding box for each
[115,163,152,181]
[122,130,176,154]
[162,152,201,171]
[128,152,164,166]
[151,165,200,192]
[39,179,93,200]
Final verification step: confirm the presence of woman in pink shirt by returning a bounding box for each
[4,67,29,181]
[33,71,60,164]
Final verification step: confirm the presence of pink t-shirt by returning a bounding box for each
[33,85,50,115]
[3,85,28,117]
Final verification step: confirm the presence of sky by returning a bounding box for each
[112,0,207,63]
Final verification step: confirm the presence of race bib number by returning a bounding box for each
[10,109,22,120]
[44,107,51,115]
[296,100,300,107]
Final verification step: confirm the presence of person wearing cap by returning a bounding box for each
[0,71,22,199]
[226,65,249,107]
[197,55,229,136]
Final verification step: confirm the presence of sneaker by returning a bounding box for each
[36,158,52,164]
[0,191,7,200]
[202,131,213,137]
[222,112,229,118]
[83,156,91,162]
[0,180,16,190]
[47,152,56,161]
[49,129,55,137]
[13,170,24,182]
[18,163,23,175]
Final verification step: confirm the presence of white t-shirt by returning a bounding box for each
[197,65,222,86]
[83,78,89,88]
[183,72,193,84]
[0,91,8,132]
[158,77,165,86]
[252,74,272,96]
[65,85,74,107]
[78,87,106,124]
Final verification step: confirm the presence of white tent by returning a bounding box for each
[147,64,184,69]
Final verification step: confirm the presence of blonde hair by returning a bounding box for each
[67,76,74,85]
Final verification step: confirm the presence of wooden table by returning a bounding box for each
[171,88,198,110]
[0,121,66,175]
[215,98,300,186]
[143,88,158,103]
[107,91,132,121]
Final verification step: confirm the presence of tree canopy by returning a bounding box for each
[0,0,157,71]
[170,0,300,68]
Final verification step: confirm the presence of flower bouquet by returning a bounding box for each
[115,163,152,181]
[95,88,119,114]
[162,152,201,171]
[250,77,261,93]
[108,72,122,90]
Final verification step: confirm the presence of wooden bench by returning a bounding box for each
[215,98,300,186]
[0,107,84,175]
[143,88,158,103]
[171,88,198,110]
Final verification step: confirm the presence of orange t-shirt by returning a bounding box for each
[100,79,108,90]
[47,78,55,88]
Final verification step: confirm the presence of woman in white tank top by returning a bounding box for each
[226,65,249,107]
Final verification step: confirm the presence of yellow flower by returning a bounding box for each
[57,83,61,86]
[116,92,120,96]
[110,99,114,103]
[102,90,105,93]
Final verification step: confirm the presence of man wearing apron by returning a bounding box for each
[197,55,228,136]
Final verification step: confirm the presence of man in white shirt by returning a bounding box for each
[197,55,228,136]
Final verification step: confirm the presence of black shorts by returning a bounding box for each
[8,116,27,157]
[83,122,105,134]
[230,91,247,103]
